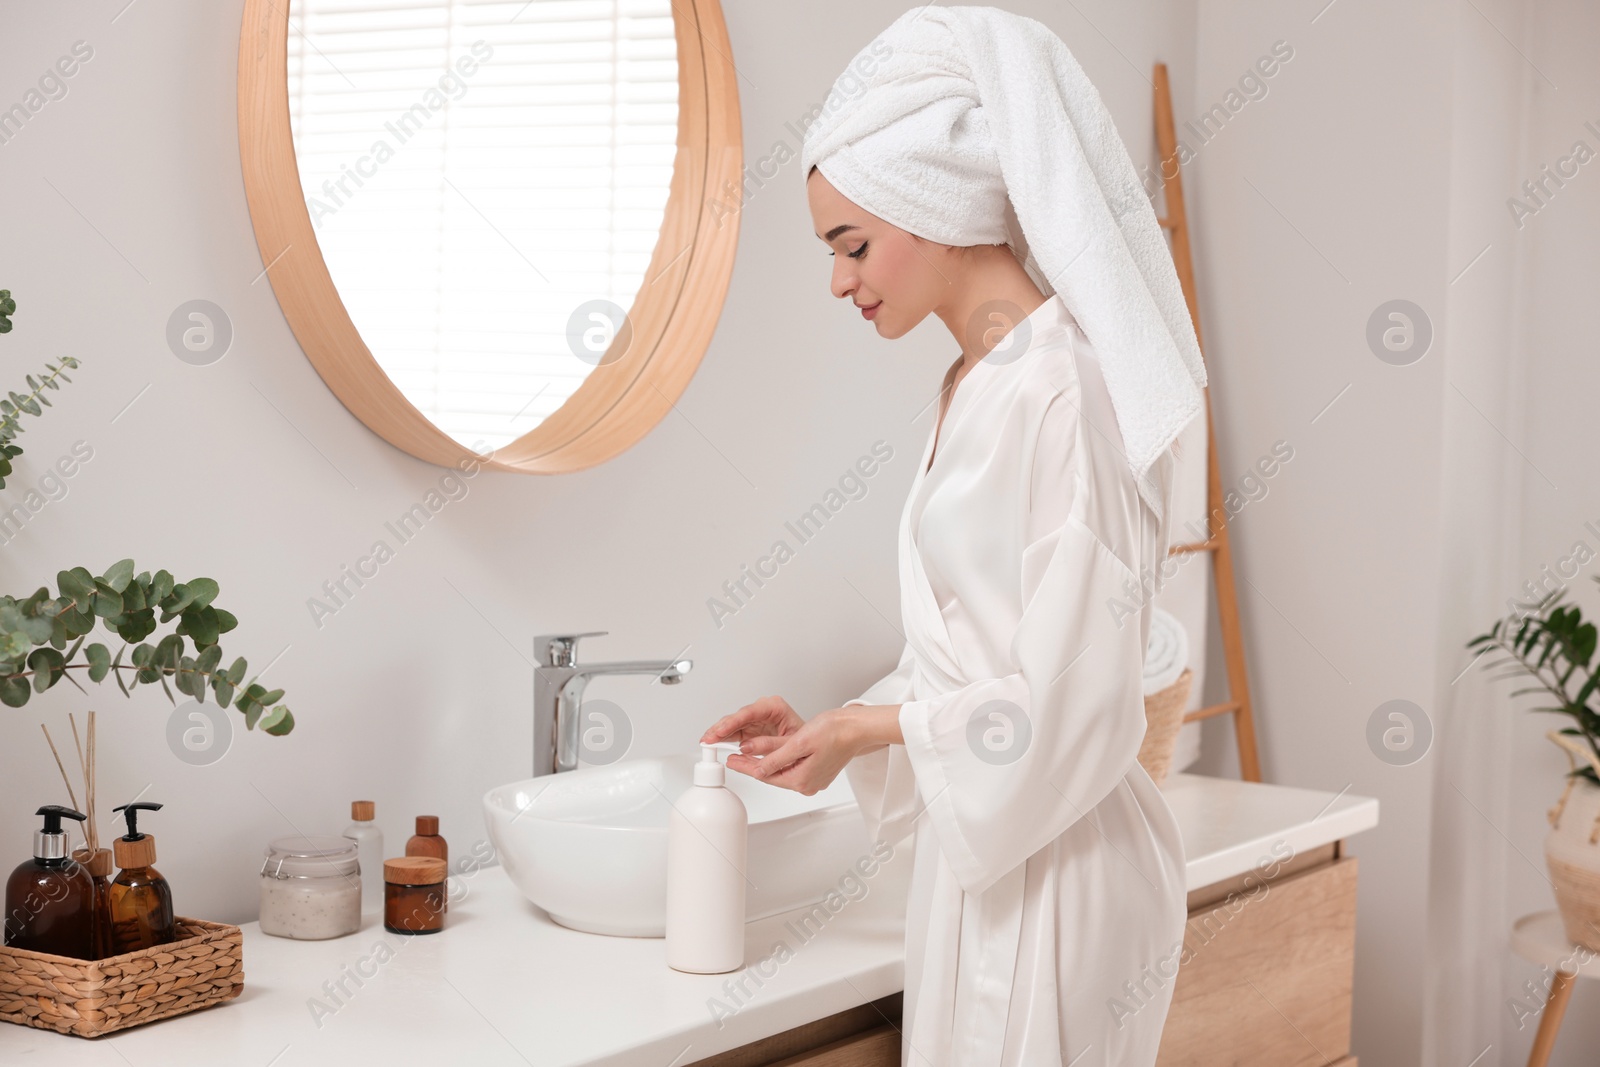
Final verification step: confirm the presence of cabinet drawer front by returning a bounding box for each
[1157,855,1358,1067]
[769,1024,899,1067]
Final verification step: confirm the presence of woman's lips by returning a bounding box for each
[860,301,882,321]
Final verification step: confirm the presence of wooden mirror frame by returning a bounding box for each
[237,0,742,473]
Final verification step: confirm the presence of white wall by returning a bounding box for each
[1185,0,1455,1062]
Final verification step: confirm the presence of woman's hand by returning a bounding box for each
[702,700,904,796]
[726,707,863,796]
[700,695,805,747]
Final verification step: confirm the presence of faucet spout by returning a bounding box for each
[532,633,692,776]
[576,660,691,684]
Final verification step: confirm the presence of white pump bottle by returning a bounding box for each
[665,742,748,973]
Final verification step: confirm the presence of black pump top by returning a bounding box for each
[113,801,163,841]
[36,805,86,834]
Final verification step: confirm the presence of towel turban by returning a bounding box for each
[800,5,1208,523]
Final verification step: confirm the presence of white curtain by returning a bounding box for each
[1424,0,1537,1062]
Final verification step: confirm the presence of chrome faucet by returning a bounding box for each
[532,632,692,776]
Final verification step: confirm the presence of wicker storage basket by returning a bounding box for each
[1544,730,1600,952]
[1138,667,1194,786]
[0,916,242,1038]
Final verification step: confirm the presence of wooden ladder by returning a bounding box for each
[1150,62,1263,783]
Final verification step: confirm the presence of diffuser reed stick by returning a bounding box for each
[40,711,98,852]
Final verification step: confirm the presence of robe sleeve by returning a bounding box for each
[895,382,1150,897]
[840,641,924,848]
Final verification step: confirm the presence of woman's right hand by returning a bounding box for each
[700,695,804,748]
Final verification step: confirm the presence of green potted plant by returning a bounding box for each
[0,289,291,732]
[1468,577,1600,949]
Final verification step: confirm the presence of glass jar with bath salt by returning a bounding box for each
[259,835,362,940]
[383,856,447,935]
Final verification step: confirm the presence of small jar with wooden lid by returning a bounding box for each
[383,856,447,935]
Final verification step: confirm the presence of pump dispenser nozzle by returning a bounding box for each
[112,801,162,868]
[694,742,740,787]
[33,805,86,861]
[113,801,162,842]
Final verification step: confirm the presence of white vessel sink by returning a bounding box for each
[483,755,872,937]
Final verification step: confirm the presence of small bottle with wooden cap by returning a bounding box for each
[109,801,175,954]
[406,816,447,913]
[405,816,447,862]
[342,800,384,915]
[383,856,447,935]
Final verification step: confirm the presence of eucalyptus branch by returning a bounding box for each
[0,356,80,444]
[0,559,294,735]
[0,288,83,489]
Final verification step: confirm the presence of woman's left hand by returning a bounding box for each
[726,708,858,795]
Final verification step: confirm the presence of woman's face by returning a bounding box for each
[807,167,954,339]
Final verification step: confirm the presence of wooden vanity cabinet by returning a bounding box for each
[1156,840,1361,1066]
[685,995,902,1067]
[689,840,1362,1067]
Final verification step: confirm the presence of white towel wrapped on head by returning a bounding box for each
[800,5,1208,523]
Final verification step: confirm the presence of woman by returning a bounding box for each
[700,7,1207,1064]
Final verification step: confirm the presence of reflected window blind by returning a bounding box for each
[286,0,679,451]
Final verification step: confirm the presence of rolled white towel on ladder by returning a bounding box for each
[1142,607,1189,696]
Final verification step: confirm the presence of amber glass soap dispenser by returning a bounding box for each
[4,805,95,959]
[108,801,175,953]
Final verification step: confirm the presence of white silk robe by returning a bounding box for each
[843,294,1188,1066]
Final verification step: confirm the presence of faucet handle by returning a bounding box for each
[534,632,608,667]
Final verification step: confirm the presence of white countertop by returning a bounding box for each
[0,772,1378,1066]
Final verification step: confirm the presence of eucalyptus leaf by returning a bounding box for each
[101,559,134,593]
[57,568,95,604]
[18,612,51,644]
[85,642,110,682]
[259,705,294,736]
[26,647,63,693]
[120,581,146,613]
[178,606,219,647]
[175,657,201,699]
[0,676,29,707]
[184,578,219,610]
[89,580,123,619]
[195,644,222,675]
[154,633,184,672]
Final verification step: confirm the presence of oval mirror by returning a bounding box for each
[238,0,741,471]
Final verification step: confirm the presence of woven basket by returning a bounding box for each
[0,916,242,1038]
[1544,730,1600,952]
[1138,667,1193,786]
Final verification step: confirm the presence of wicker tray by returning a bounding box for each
[0,916,243,1038]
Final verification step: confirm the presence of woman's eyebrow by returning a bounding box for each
[818,224,860,242]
